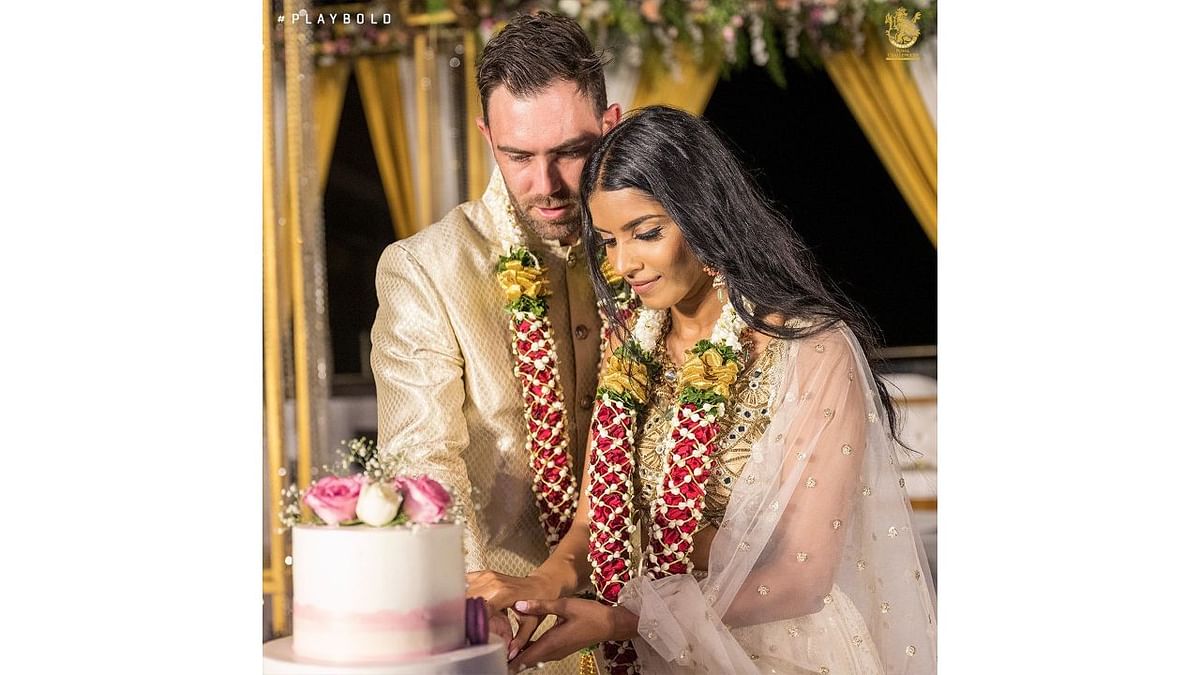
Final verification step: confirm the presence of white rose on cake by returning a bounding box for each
[354,480,403,526]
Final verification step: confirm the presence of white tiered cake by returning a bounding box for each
[293,523,465,662]
[264,522,504,675]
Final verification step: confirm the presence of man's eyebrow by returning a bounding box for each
[496,134,597,156]
[549,135,597,153]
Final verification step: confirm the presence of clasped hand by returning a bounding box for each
[466,570,637,673]
[466,570,552,658]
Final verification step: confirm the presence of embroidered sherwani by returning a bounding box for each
[371,169,601,579]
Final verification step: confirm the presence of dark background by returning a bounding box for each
[321,62,936,379]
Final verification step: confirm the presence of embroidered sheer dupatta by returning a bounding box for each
[617,324,937,674]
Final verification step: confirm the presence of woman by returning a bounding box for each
[481,106,937,674]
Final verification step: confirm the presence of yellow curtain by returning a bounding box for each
[631,48,721,115]
[463,29,489,200]
[355,55,420,239]
[314,61,352,192]
[825,34,937,245]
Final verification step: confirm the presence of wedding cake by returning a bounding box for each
[264,449,503,675]
[291,523,466,663]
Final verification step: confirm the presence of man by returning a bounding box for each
[370,12,620,670]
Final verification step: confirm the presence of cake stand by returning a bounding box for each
[263,637,507,675]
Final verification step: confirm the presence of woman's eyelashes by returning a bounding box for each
[597,227,663,248]
[634,227,664,242]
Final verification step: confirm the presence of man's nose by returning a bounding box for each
[531,157,562,197]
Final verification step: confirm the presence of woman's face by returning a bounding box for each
[588,188,710,311]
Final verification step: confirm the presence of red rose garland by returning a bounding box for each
[587,306,747,674]
[587,394,643,675]
[495,210,636,548]
[512,312,577,544]
[498,248,577,547]
[644,400,723,576]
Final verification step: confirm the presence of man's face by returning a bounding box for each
[478,79,620,243]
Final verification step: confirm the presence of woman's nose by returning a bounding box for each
[610,242,641,277]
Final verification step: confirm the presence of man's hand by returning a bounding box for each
[508,598,638,673]
[466,570,558,658]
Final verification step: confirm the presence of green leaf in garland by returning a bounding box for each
[680,387,727,407]
[613,342,662,380]
[497,247,538,271]
[506,294,548,318]
[597,387,645,415]
[690,339,739,364]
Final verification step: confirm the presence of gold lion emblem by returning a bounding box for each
[885,8,923,49]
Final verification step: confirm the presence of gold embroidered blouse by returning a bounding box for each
[632,337,788,528]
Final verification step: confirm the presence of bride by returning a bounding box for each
[472,105,937,674]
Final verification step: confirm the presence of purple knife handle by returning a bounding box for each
[465,597,489,645]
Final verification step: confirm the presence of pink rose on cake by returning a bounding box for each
[394,475,453,524]
[303,474,364,525]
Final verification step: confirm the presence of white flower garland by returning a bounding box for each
[631,301,747,355]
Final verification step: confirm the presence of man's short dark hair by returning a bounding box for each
[476,12,608,124]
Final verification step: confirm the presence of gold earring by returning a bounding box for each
[705,267,727,303]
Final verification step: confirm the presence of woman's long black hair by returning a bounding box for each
[579,105,902,440]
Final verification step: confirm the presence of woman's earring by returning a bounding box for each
[704,266,727,303]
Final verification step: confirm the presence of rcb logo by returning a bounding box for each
[884,8,923,49]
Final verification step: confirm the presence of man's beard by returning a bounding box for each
[508,188,581,243]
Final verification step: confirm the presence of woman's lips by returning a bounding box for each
[629,277,660,294]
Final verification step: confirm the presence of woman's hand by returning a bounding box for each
[508,598,638,673]
[466,570,558,655]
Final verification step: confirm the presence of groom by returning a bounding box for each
[370,11,620,670]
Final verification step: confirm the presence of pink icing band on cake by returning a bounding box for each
[294,597,463,631]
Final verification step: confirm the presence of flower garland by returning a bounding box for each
[494,194,637,548]
[587,302,748,674]
[282,2,937,89]
[478,1,938,88]
[495,200,578,548]
[598,255,641,359]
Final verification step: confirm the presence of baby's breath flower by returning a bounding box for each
[278,483,303,528]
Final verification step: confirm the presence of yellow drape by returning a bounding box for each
[631,48,721,115]
[825,34,937,245]
[355,55,420,239]
[463,29,489,200]
[313,61,352,192]
[262,0,289,637]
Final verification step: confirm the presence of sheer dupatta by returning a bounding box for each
[617,324,937,674]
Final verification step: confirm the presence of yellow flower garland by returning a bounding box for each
[599,257,624,287]
[678,347,740,400]
[597,353,651,404]
[497,259,549,303]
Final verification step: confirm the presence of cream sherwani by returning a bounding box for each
[371,168,600,582]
